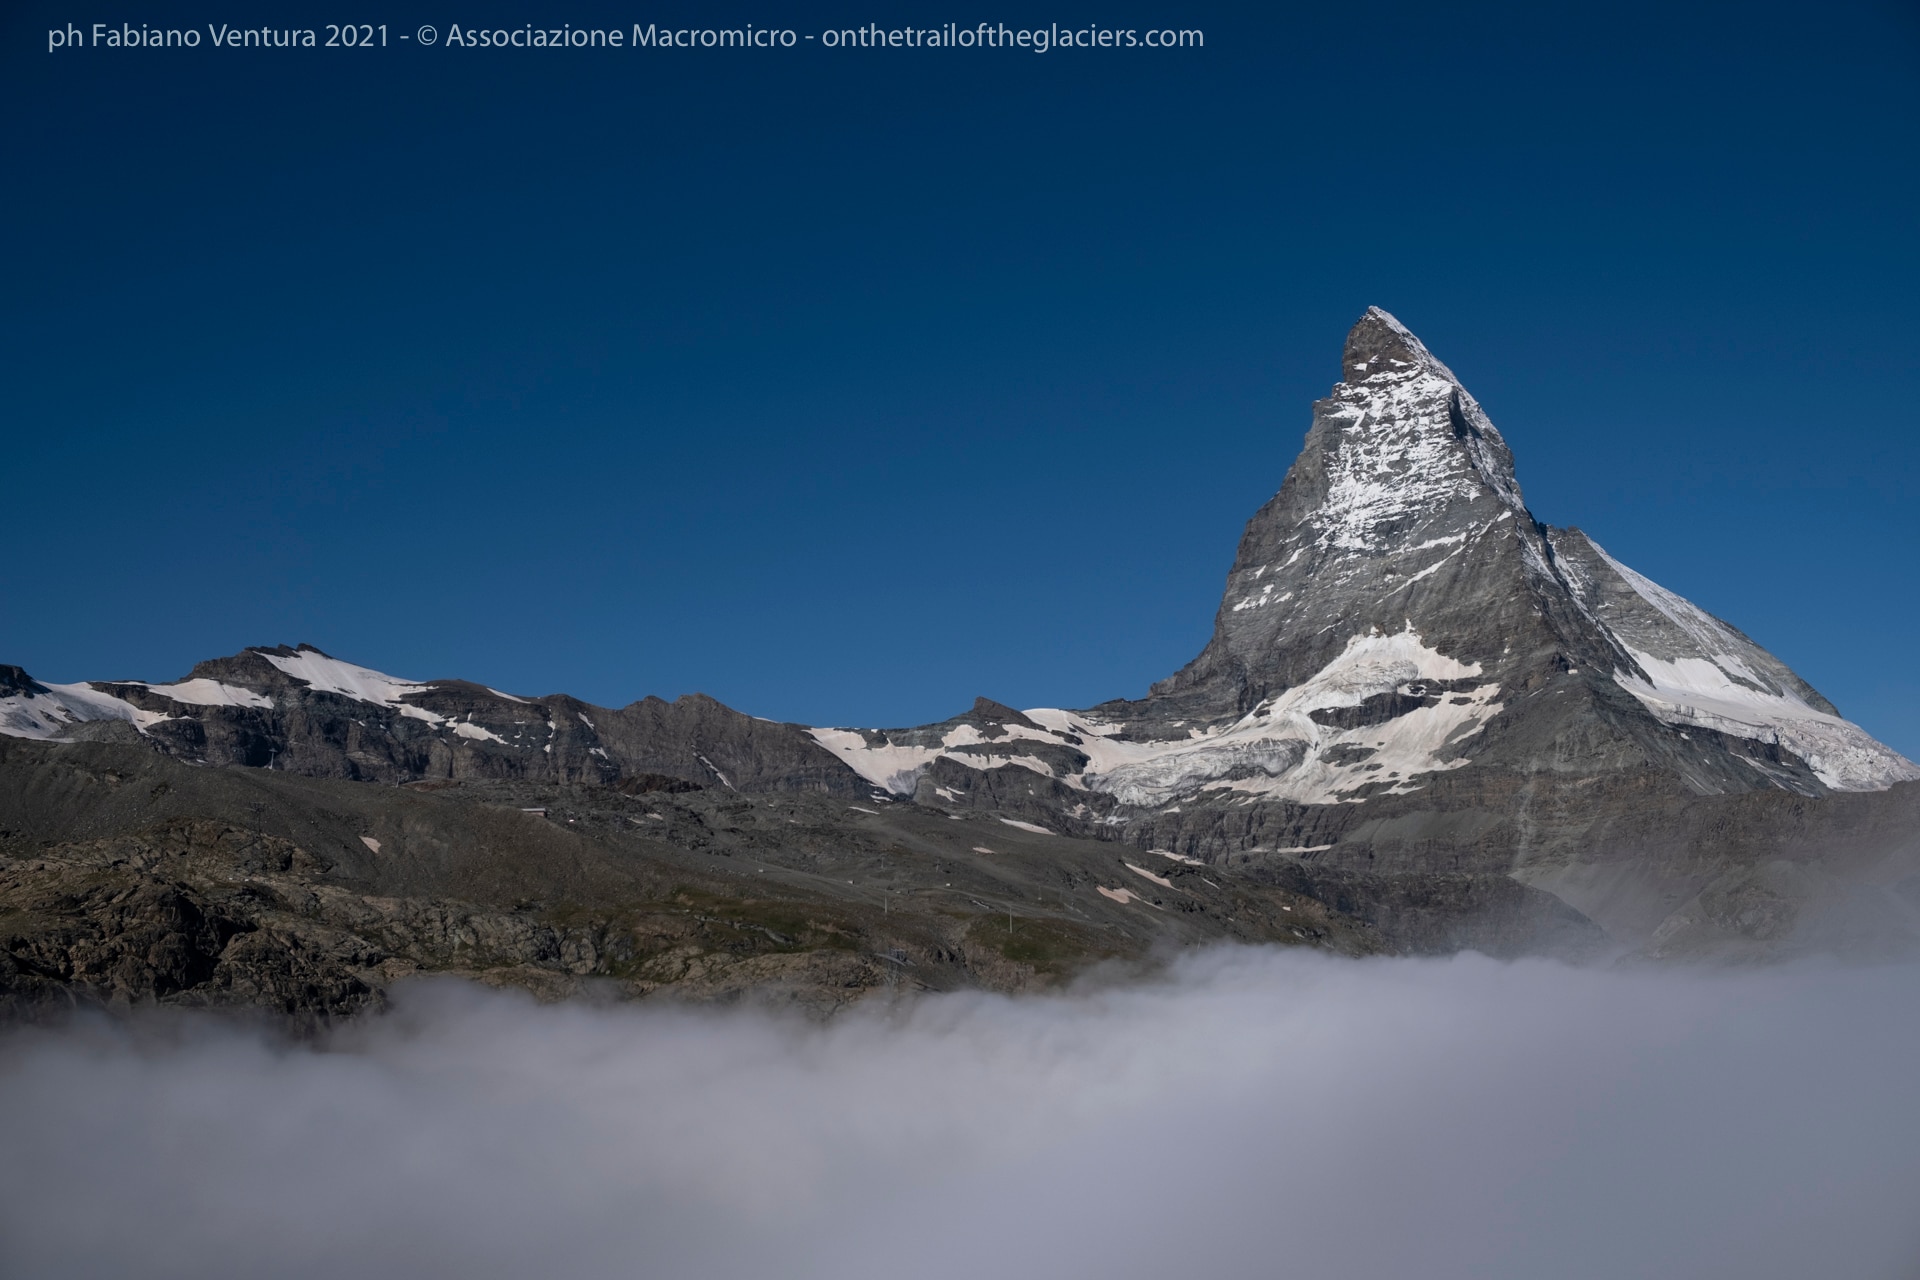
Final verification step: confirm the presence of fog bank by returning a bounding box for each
[2,950,1916,1279]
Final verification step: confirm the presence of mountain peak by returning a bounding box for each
[1341,306,1459,386]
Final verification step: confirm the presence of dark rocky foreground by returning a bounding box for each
[2,737,1610,1023]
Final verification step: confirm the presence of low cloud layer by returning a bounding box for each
[3,951,1916,1279]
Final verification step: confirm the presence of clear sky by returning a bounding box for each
[4,0,1917,755]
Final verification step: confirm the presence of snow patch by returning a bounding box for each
[814,629,1500,814]
[1022,709,1128,740]
[811,720,1078,796]
[695,754,734,790]
[260,651,435,710]
[1124,862,1175,890]
[1312,375,1503,552]
[1409,531,1471,552]
[142,679,272,709]
[0,682,170,741]
[1584,543,1920,792]
[1394,548,1462,589]
[1082,626,1500,807]
[809,729,942,795]
[1614,650,1920,792]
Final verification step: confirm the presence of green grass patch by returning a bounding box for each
[657,886,862,953]
[967,915,1114,973]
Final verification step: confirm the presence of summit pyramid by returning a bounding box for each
[822,308,1916,815]
[1132,306,1915,797]
[812,309,1920,945]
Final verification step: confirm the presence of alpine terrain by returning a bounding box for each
[5,308,1916,1021]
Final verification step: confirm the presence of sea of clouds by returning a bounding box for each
[2,948,1915,1279]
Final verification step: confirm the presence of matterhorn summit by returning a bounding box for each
[1133,306,1917,796]
[816,307,1919,882]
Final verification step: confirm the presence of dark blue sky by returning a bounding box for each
[4,0,1918,754]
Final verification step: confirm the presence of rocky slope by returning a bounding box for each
[4,307,1916,1016]
[2,735,1463,1023]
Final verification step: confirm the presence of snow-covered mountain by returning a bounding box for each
[0,648,866,797]
[814,308,1917,822]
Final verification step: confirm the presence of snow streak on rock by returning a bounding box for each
[259,650,437,710]
[1078,626,1499,806]
[1312,375,1494,552]
[817,626,1502,808]
[1565,538,1920,791]
[0,680,169,740]
[140,679,273,709]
